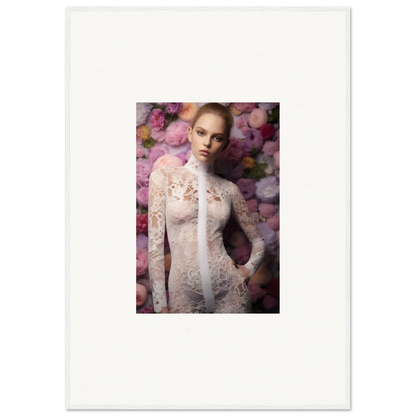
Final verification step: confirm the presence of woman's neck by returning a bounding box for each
[184,151,215,175]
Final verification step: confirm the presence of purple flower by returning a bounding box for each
[136,159,153,187]
[258,103,278,111]
[136,234,149,250]
[214,159,233,179]
[174,152,187,164]
[147,144,170,164]
[165,103,183,114]
[231,162,245,179]
[139,305,154,313]
[236,178,256,200]
[255,176,279,203]
[257,222,277,246]
[243,128,264,152]
[136,103,152,127]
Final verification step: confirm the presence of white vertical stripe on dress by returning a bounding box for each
[197,172,215,312]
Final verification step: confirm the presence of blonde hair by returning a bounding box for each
[189,103,234,142]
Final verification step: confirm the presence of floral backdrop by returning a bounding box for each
[136,103,280,313]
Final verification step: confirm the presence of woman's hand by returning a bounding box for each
[231,260,250,285]
[159,306,169,313]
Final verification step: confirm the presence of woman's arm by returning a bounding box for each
[148,168,169,313]
[230,182,267,279]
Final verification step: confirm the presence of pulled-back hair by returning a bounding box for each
[189,103,234,142]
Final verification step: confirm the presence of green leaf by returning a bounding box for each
[142,138,157,149]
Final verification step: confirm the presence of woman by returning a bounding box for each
[148,103,266,313]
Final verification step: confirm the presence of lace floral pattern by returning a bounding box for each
[148,152,266,313]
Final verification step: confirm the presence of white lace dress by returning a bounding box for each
[148,152,267,313]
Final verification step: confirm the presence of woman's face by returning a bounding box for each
[188,113,229,164]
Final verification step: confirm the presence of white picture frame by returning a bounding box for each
[66,6,350,409]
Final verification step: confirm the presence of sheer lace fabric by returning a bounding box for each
[148,152,267,313]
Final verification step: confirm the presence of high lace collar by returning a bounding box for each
[184,151,215,175]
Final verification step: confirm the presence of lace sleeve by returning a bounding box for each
[148,168,168,313]
[230,182,267,278]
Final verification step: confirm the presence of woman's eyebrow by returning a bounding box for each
[196,126,223,136]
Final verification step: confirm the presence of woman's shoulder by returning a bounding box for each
[214,175,237,193]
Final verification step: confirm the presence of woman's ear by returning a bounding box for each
[187,127,192,143]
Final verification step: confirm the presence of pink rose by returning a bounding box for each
[232,244,251,264]
[262,141,279,157]
[136,148,145,158]
[248,108,268,129]
[153,154,183,169]
[236,114,250,135]
[165,120,189,146]
[266,214,279,231]
[233,103,257,113]
[149,109,167,131]
[136,249,148,276]
[247,282,267,303]
[137,187,149,206]
[136,214,148,235]
[218,136,244,165]
[136,159,153,187]
[246,198,258,212]
[151,128,166,143]
[147,144,170,164]
[258,203,277,218]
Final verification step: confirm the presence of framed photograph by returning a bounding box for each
[66,7,350,409]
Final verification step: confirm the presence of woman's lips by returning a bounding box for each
[199,150,210,156]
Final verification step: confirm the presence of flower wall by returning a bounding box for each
[136,103,280,313]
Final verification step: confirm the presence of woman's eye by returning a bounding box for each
[197,131,222,141]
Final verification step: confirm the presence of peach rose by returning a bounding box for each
[249,261,272,287]
[153,154,183,169]
[136,283,148,306]
[274,151,279,169]
[248,108,268,129]
[177,103,199,121]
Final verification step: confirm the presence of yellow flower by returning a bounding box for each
[242,157,255,169]
[136,124,151,141]
[229,104,243,116]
